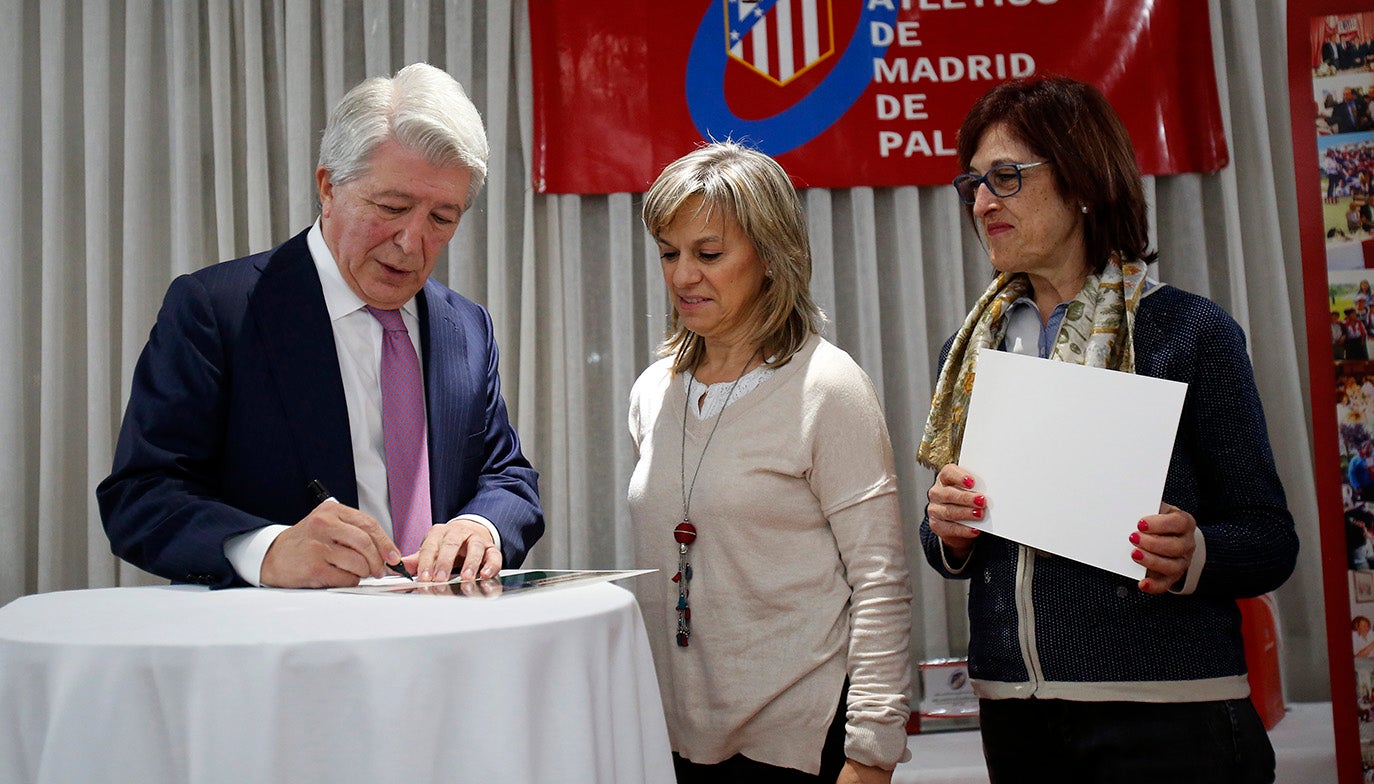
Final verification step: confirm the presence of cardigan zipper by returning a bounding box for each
[1014,543,1045,693]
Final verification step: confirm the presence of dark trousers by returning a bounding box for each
[672,685,848,784]
[979,697,1275,784]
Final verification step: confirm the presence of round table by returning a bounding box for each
[0,582,673,783]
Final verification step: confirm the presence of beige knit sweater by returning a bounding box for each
[628,334,912,773]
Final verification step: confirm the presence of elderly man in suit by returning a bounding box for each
[1335,87,1369,134]
[98,63,543,589]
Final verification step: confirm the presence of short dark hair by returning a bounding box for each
[955,74,1156,270]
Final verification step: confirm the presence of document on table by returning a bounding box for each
[329,569,655,598]
[957,349,1187,581]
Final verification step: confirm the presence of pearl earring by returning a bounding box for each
[1080,205,1089,214]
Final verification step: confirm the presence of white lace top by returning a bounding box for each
[682,364,777,419]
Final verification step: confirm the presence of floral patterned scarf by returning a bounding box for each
[916,256,1149,470]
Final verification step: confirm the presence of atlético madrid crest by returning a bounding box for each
[726,0,835,86]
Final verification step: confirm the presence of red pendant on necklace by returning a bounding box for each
[674,520,697,647]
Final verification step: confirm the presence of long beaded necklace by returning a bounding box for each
[674,352,757,648]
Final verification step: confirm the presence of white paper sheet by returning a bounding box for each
[957,349,1187,581]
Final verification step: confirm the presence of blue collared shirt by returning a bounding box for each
[1003,298,1067,358]
[1003,279,1155,358]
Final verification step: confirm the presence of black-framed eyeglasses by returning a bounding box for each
[952,161,1050,205]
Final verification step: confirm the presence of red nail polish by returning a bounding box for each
[1129,532,1141,545]
[974,495,986,508]
[971,508,983,519]
[962,476,975,489]
[1132,548,1144,561]
[1138,519,1149,532]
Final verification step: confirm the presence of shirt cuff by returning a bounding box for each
[448,514,502,552]
[1168,528,1207,595]
[224,525,291,587]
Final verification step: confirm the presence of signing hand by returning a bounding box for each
[261,501,401,588]
[406,519,502,583]
[1132,503,1197,594]
[926,464,986,563]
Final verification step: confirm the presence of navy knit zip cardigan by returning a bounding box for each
[919,284,1299,701]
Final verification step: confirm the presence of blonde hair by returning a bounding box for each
[642,142,824,373]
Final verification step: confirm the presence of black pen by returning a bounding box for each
[308,479,415,581]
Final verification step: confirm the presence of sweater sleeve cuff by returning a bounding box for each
[844,721,912,770]
[1168,528,1207,596]
[940,541,974,574]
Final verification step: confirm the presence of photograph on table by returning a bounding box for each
[330,569,653,598]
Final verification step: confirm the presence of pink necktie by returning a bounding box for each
[366,306,432,555]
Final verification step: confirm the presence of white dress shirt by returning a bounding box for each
[224,220,499,586]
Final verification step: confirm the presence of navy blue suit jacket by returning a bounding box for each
[97,230,544,587]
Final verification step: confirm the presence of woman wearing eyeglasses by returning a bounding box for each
[917,75,1297,783]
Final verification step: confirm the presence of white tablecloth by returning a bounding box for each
[0,582,674,784]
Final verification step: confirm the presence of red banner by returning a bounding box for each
[529,0,1229,194]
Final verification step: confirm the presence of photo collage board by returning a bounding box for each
[1314,10,1374,773]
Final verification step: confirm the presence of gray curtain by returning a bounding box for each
[0,0,1329,702]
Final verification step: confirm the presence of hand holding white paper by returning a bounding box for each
[957,349,1187,581]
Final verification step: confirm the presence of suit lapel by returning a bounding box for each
[248,233,359,506]
[418,281,473,518]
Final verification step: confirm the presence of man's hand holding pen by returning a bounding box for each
[260,499,407,589]
[259,480,500,588]
[306,480,414,581]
